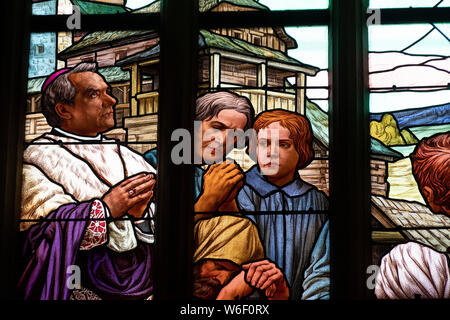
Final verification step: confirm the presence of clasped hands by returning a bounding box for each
[102,172,156,219]
[103,160,243,219]
[216,259,290,300]
[194,162,244,217]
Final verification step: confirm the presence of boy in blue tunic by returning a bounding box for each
[237,109,330,300]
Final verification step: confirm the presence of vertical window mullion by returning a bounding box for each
[0,0,30,299]
[329,0,371,299]
[154,0,198,300]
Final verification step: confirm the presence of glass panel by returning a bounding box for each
[32,0,156,15]
[20,28,159,300]
[32,0,57,15]
[193,25,330,300]
[127,0,160,12]
[198,0,329,12]
[369,0,450,8]
[368,23,450,299]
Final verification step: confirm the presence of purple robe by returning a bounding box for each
[18,201,153,300]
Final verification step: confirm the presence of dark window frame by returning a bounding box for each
[1,0,449,301]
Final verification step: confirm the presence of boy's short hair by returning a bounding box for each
[252,109,314,169]
[411,132,450,210]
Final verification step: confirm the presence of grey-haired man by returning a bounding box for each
[144,90,255,217]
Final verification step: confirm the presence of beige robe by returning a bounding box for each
[21,133,156,252]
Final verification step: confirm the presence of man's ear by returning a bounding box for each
[54,103,73,121]
[422,186,434,203]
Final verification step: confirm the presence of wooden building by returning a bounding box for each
[371,195,450,264]
[25,0,403,186]
[25,0,404,198]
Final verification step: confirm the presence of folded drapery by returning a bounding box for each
[375,242,450,299]
[194,215,264,265]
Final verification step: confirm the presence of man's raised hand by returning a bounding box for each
[196,162,243,212]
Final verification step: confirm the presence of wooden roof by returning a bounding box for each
[135,0,297,49]
[58,30,157,59]
[60,0,296,59]
[116,30,313,72]
[71,0,127,14]
[371,195,450,253]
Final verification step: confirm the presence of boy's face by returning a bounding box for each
[257,121,299,180]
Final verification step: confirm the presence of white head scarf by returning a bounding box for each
[375,242,450,299]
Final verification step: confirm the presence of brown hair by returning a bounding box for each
[252,109,314,169]
[411,132,450,209]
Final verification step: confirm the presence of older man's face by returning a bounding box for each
[66,72,116,136]
[195,109,248,164]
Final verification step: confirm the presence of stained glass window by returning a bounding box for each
[22,19,159,302]
[3,0,448,307]
[192,24,330,301]
[20,0,336,303]
[368,21,450,299]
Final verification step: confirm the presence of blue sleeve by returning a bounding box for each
[300,220,330,300]
[237,185,257,212]
[236,185,258,223]
[144,148,158,168]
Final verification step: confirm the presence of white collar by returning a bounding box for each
[54,127,102,141]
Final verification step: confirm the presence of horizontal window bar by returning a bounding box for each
[30,13,161,32]
[378,7,450,24]
[199,10,329,28]
[29,10,329,32]
[371,226,450,231]
[24,141,158,145]
[194,210,329,215]
[19,217,155,222]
